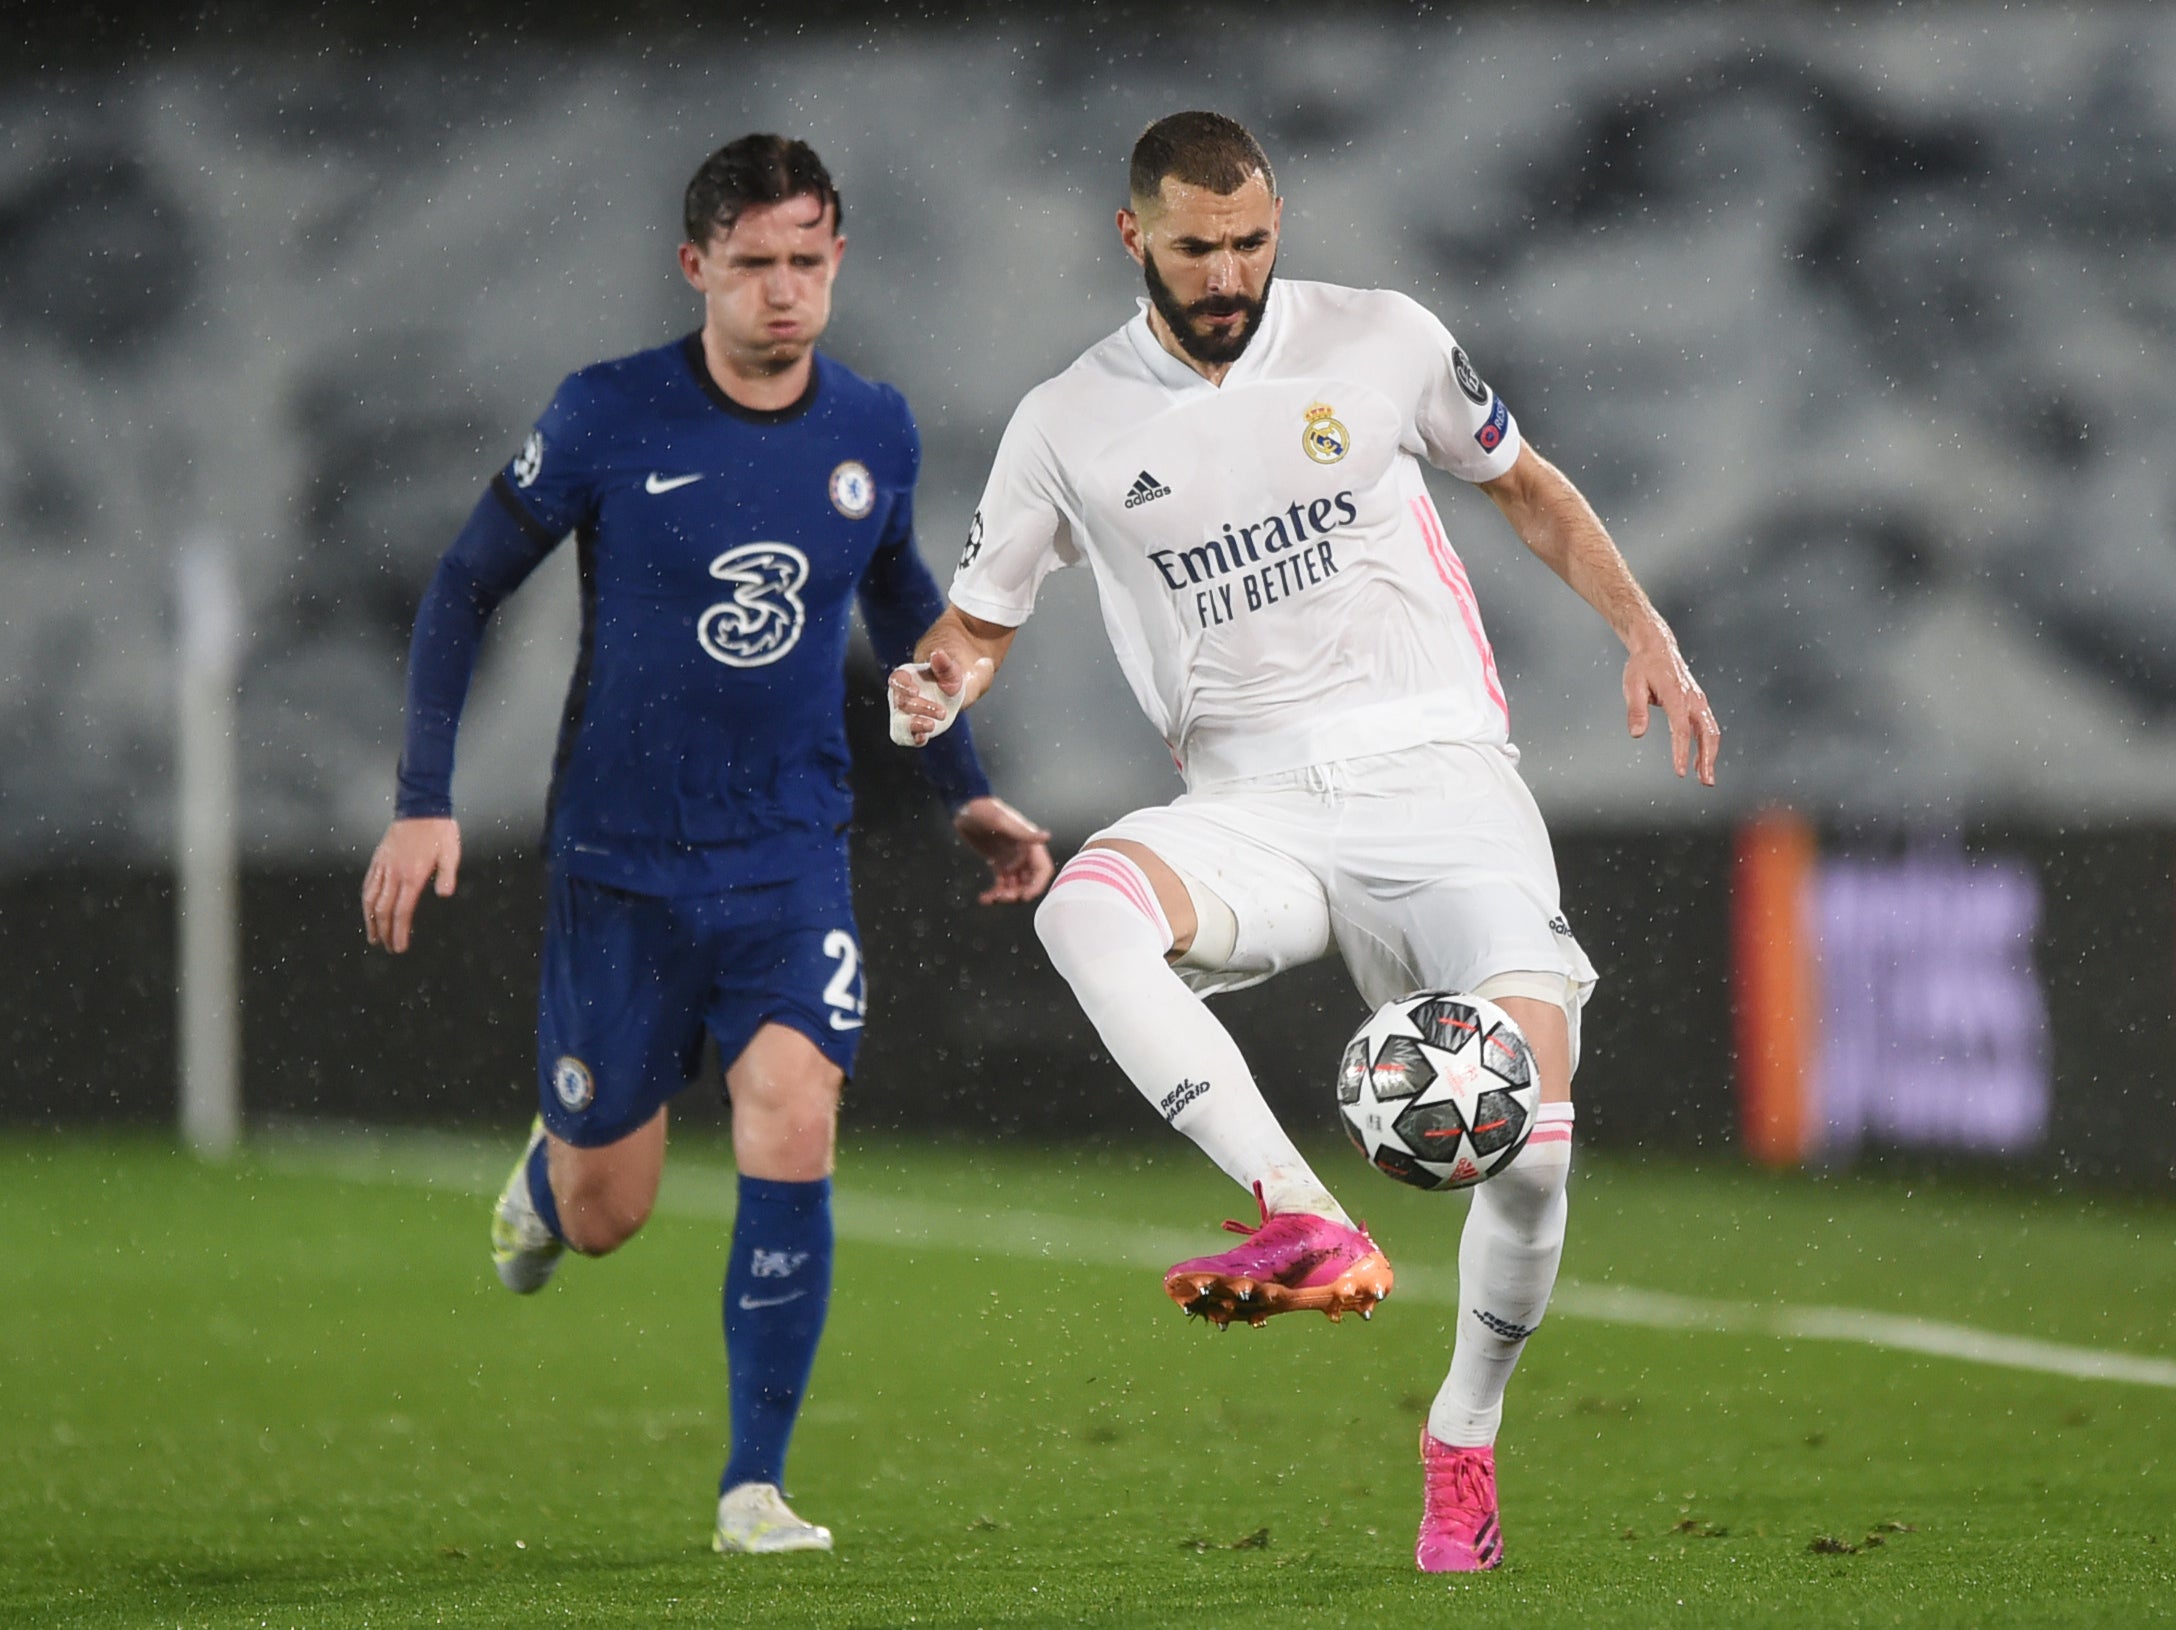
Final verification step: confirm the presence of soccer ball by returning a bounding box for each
[1336,991,1540,1190]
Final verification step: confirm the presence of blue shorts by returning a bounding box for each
[535,856,866,1148]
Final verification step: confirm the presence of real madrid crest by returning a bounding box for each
[1302,401,1349,465]
[829,459,875,519]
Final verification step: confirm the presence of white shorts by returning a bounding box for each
[1092,741,1598,1061]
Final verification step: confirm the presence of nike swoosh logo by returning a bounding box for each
[645,472,703,494]
[737,1290,806,1310]
[828,1014,864,1031]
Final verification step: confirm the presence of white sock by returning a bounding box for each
[1428,1101,1574,1447]
[1034,850,1350,1225]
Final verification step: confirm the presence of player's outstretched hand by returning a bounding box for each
[362,816,462,953]
[887,648,989,746]
[1624,629,1721,787]
[953,796,1055,905]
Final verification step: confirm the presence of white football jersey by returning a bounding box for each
[951,278,1523,786]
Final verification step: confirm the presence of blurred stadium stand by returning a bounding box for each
[4,2,2172,1183]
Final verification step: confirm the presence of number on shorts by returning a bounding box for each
[821,929,866,1024]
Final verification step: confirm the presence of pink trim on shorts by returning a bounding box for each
[1525,1126,1574,1146]
[1411,493,1509,729]
[1051,849,1169,933]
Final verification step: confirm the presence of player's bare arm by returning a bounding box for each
[887,605,1014,745]
[361,814,461,953]
[951,795,1054,905]
[888,608,1050,900]
[1480,445,1721,786]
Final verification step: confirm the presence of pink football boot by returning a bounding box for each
[1416,1430,1503,1572]
[1162,1183,1393,1327]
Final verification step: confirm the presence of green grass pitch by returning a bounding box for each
[3,1130,2173,1628]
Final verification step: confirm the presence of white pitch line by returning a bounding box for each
[1771,1306,2176,1389]
[257,1126,2176,1391]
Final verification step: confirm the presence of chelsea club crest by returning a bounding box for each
[552,1055,595,1111]
[829,460,875,519]
[1302,402,1349,465]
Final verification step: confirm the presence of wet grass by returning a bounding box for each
[3,1132,2171,1627]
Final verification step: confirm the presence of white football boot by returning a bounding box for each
[713,1482,834,1554]
[489,1117,565,1294]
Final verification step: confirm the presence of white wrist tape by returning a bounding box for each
[888,663,964,747]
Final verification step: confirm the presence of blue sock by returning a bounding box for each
[719,1175,834,1494]
[524,1137,566,1242]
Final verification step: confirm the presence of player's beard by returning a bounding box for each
[1142,248,1275,366]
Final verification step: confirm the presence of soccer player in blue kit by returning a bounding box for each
[360,134,1055,1555]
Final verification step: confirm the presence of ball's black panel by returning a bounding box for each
[1341,1108,1369,1157]
[1369,1141,1442,1190]
[1369,1035,1436,1102]
[1337,1035,1370,1106]
[1467,1086,1530,1156]
[1479,1022,1535,1087]
[1409,996,1483,1055]
[1393,1092,1471,1158]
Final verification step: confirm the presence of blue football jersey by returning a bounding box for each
[396,334,988,893]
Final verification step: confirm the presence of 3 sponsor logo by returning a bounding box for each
[513,432,544,488]
[697,542,809,667]
[829,459,875,519]
[1124,469,1173,509]
[1159,1078,1211,1121]
[551,1054,594,1111]
[1301,401,1350,464]
[645,471,702,494]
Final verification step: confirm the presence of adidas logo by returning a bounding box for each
[1123,470,1172,509]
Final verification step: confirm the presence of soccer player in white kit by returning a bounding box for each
[890,112,1720,1572]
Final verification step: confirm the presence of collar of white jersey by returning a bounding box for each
[1123,278,1286,393]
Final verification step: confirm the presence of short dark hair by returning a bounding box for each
[683,134,842,245]
[1128,111,1275,205]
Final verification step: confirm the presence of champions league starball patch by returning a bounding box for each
[513,431,544,487]
[828,460,875,519]
[1302,401,1350,464]
[1451,346,1491,406]
[551,1054,595,1111]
